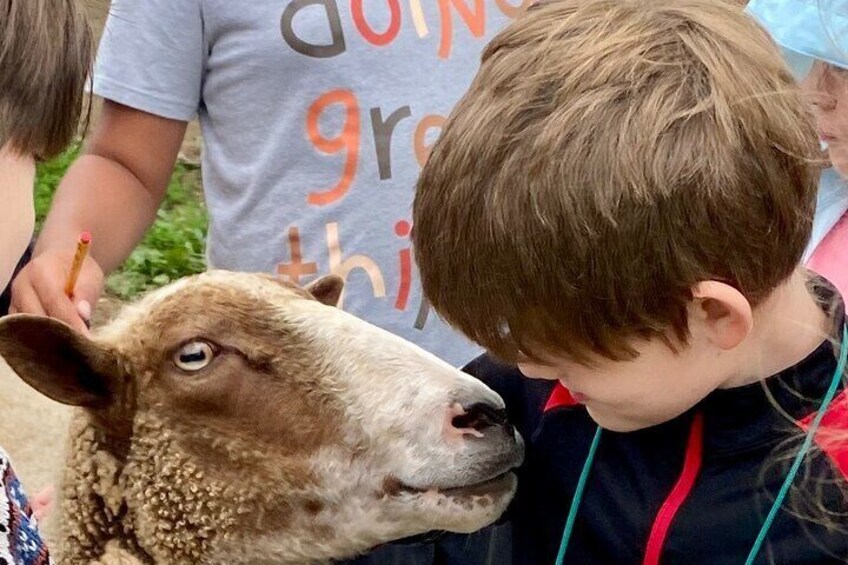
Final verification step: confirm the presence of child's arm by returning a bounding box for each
[11,101,187,331]
[12,0,202,331]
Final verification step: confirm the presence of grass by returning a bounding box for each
[35,145,208,300]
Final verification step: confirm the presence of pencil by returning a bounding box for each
[65,231,92,298]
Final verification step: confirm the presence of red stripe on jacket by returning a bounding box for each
[643,413,705,565]
[542,386,705,564]
[798,389,848,480]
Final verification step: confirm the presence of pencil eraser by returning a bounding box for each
[80,231,92,244]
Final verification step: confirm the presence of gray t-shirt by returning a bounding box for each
[95,1,523,366]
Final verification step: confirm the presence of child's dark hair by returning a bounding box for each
[413,0,820,364]
[1,0,93,159]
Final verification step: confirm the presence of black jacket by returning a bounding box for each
[347,288,848,564]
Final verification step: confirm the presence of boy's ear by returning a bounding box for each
[306,275,345,307]
[0,315,121,408]
[690,281,753,350]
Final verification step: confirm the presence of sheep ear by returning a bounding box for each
[306,275,344,307]
[0,315,121,408]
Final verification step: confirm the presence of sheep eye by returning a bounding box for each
[174,341,216,372]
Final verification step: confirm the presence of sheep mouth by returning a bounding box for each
[437,471,516,499]
[389,471,516,500]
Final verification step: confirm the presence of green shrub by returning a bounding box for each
[35,145,208,300]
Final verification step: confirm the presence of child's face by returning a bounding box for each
[802,60,848,176]
[518,334,726,432]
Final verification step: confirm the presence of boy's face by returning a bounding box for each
[518,334,726,432]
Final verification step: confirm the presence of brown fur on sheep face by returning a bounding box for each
[0,271,523,564]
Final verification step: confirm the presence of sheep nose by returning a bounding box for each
[450,402,513,436]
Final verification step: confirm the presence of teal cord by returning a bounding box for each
[553,325,848,565]
[555,425,603,565]
[745,324,848,565]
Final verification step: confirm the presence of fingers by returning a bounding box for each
[31,485,54,522]
[77,300,92,324]
[31,263,83,327]
[73,264,105,311]
[9,279,46,317]
[9,252,105,333]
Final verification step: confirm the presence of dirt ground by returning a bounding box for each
[84,0,203,163]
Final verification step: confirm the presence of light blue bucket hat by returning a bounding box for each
[747,0,848,77]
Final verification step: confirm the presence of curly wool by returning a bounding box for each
[53,411,337,564]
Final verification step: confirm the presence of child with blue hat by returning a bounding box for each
[749,0,848,296]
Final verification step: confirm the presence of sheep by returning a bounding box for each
[0,271,523,564]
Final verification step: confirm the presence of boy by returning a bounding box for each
[1,0,92,561]
[413,0,848,562]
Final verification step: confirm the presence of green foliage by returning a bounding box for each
[33,146,77,229]
[35,145,208,300]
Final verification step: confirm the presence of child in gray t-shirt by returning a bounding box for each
[12,1,526,368]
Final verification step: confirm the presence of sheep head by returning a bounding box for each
[0,271,523,564]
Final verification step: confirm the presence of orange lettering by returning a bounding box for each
[495,0,531,18]
[395,221,412,311]
[414,115,447,167]
[277,227,319,284]
[437,0,485,59]
[306,89,361,206]
[352,0,402,46]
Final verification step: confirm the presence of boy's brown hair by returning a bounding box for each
[413,0,821,363]
[1,0,93,159]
